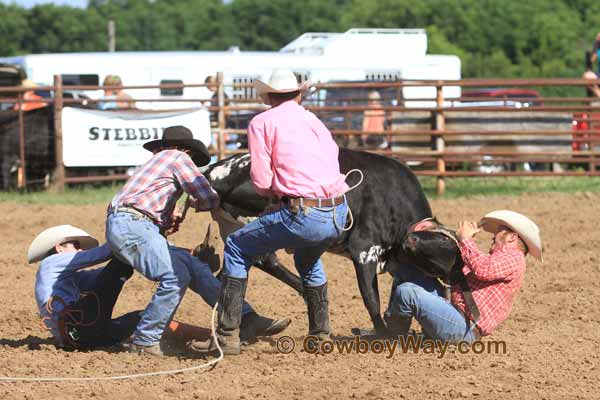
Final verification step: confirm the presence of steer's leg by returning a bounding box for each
[253,253,303,295]
[351,258,386,336]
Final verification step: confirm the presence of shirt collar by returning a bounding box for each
[489,243,521,255]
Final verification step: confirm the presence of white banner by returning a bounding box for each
[61,107,211,167]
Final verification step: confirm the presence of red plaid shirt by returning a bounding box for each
[451,238,526,336]
[109,149,219,228]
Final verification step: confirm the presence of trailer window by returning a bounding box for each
[159,79,184,96]
[61,74,99,86]
[232,75,260,100]
[294,71,310,84]
[365,71,400,81]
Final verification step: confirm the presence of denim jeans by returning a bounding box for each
[386,281,478,343]
[106,212,253,346]
[223,203,348,287]
[168,246,254,316]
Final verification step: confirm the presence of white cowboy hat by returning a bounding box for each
[254,69,309,100]
[27,225,98,264]
[479,210,543,261]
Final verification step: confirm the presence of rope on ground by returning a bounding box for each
[334,168,364,232]
[0,302,223,382]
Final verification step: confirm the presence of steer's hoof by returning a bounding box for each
[351,327,392,340]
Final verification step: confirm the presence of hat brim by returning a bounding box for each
[480,217,542,261]
[254,79,310,99]
[27,232,99,264]
[143,138,211,166]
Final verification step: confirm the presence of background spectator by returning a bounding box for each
[591,32,600,74]
[362,90,387,148]
[13,79,47,111]
[99,75,134,110]
[583,51,600,101]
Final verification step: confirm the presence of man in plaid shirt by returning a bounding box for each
[385,210,542,342]
[106,126,290,356]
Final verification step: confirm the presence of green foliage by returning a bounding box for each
[0,0,599,81]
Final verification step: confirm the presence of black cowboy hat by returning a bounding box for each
[143,125,211,166]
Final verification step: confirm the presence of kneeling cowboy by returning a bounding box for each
[385,210,542,343]
[28,225,140,349]
[191,69,350,355]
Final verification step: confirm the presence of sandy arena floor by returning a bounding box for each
[0,192,598,399]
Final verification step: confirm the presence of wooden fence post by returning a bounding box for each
[17,92,26,190]
[51,74,65,192]
[434,82,446,195]
[217,71,226,160]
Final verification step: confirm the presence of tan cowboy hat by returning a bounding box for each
[254,69,310,100]
[479,210,542,261]
[27,225,98,264]
[368,91,382,100]
[21,79,38,89]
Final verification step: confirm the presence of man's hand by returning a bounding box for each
[457,221,480,242]
[163,207,183,237]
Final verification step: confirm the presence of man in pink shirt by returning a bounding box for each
[191,69,349,355]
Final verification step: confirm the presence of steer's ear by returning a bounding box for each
[411,218,436,232]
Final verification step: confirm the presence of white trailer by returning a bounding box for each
[0,28,461,109]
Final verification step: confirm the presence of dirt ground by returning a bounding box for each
[0,191,599,399]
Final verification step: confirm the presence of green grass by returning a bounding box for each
[1,177,599,205]
[0,185,118,205]
[420,176,600,198]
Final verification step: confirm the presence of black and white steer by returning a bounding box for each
[201,148,435,335]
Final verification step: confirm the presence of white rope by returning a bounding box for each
[0,302,223,382]
[333,169,364,232]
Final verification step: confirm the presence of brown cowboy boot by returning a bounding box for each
[383,313,412,337]
[188,276,247,356]
[303,282,331,342]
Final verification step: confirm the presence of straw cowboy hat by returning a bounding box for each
[479,210,543,261]
[254,69,310,100]
[21,79,38,89]
[143,125,211,166]
[368,91,382,100]
[27,225,99,264]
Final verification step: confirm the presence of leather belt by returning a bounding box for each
[283,195,346,208]
[113,206,157,224]
[453,304,482,340]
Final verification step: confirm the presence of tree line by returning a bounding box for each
[1,0,599,80]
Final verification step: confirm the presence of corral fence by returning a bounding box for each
[1,73,599,195]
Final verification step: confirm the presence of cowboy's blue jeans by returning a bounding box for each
[223,203,348,287]
[385,280,478,343]
[106,212,252,346]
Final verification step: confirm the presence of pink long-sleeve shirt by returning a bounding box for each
[247,100,349,199]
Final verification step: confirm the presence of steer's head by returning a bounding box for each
[403,218,463,283]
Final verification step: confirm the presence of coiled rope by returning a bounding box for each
[333,168,364,232]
